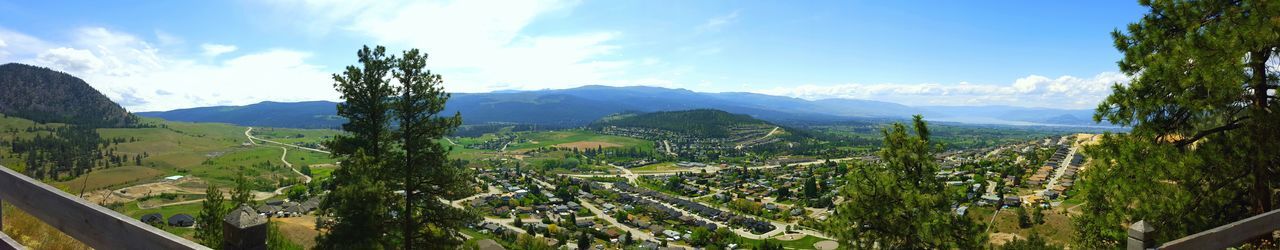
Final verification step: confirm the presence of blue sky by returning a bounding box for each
[0,1,1146,111]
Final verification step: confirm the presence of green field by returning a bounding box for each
[630,162,687,172]
[250,127,344,145]
[508,129,653,151]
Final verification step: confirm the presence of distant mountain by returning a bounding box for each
[919,105,1100,126]
[136,101,344,129]
[138,85,1108,128]
[591,109,772,137]
[0,63,136,127]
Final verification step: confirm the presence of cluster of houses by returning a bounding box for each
[254,196,322,217]
[464,134,521,151]
[613,182,775,234]
[1027,146,1072,186]
[597,125,764,159]
[139,213,194,227]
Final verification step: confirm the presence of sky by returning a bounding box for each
[0,1,1148,112]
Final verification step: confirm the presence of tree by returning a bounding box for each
[391,48,473,248]
[287,185,308,201]
[803,177,818,199]
[624,231,634,245]
[1031,205,1045,225]
[577,231,591,250]
[754,240,783,250]
[998,233,1059,250]
[1075,0,1280,247]
[689,227,711,247]
[316,150,393,249]
[196,184,227,247]
[230,171,253,207]
[300,165,312,177]
[1016,207,1031,229]
[830,115,984,249]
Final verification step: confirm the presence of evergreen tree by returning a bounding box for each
[1076,0,1280,247]
[577,231,591,250]
[391,48,473,248]
[830,115,983,249]
[196,184,227,247]
[317,45,398,249]
[229,171,253,206]
[803,177,818,199]
[1016,207,1031,229]
[316,150,393,249]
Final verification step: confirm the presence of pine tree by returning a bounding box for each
[196,184,227,247]
[1075,0,1280,247]
[317,45,398,249]
[577,232,591,250]
[390,50,473,248]
[229,171,253,207]
[830,115,983,248]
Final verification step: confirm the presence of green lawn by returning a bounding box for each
[114,200,204,239]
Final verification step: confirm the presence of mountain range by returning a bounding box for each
[137,85,1107,129]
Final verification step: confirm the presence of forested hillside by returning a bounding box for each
[592,109,771,137]
[0,63,137,127]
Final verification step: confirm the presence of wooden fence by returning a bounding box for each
[0,165,209,249]
[1129,209,1280,249]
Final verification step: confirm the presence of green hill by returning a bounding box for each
[591,109,772,137]
[0,63,138,127]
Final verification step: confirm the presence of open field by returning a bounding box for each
[285,148,338,167]
[630,162,690,173]
[59,165,167,193]
[508,130,652,151]
[249,127,344,145]
[552,141,622,150]
[968,206,1074,247]
[275,216,320,248]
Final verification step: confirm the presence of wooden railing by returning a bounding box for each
[0,165,209,249]
[1128,209,1280,250]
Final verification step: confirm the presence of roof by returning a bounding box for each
[224,205,267,228]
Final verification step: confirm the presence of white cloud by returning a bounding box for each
[2,26,335,112]
[265,0,645,92]
[755,72,1129,109]
[201,43,238,57]
[698,10,740,32]
[35,47,104,72]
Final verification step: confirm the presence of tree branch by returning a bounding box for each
[1173,116,1250,148]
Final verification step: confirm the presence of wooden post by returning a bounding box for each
[1128,220,1155,250]
[222,205,267,250]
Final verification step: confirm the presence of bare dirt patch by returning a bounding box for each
[84,176,207,205]
[275,215,319,249]
[553,141,621,150]
[989,232,1022,246]
[814,240,839,250]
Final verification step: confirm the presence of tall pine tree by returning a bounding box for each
[1075,0,1280,247]
[196,184,227,247]
[391,48,473,248]
[317,45,398,249]
[317,45,475,249]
